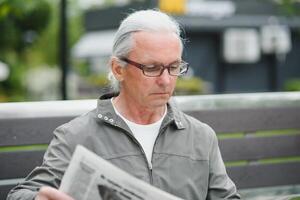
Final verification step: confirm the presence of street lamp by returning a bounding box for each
[60,0,68,100]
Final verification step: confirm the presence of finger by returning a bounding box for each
[37,186,74,200]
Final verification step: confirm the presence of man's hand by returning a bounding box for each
[35,186,74,200]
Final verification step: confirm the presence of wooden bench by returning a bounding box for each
[1,94,300,199]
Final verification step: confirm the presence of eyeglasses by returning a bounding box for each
[120,58,189,77]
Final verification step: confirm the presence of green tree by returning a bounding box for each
[0,0,51,53]
[270,0,300,16]
[0,0,84,102]
[0,0,51,101]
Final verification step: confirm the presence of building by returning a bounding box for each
[73,0,300,94]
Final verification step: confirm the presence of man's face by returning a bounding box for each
[119,31,181,109]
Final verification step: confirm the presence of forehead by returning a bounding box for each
[130,31,182,62]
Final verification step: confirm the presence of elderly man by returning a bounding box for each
[7,10,240,200]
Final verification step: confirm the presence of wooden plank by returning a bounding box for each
[227,162,300,189]
[0,151,45,179]
[0,116,74,147]
[1,107,299,146]
[0,184,16,200]
[219,134,300,161]
[186,106,300,133]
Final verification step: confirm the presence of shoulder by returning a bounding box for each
[53,109,98,141]
[168,101,216,138]
[175,109,218,150]
[183,111,215,135]
[170,107,219,160]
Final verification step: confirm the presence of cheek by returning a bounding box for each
[169,77,178,87]
[128,75,153,93]
[124,70,145,88]
[139,78,155,91]
[172,77,177,84]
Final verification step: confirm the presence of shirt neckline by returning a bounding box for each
[111,98,167,126]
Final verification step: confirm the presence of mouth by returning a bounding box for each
[152,92,170,96]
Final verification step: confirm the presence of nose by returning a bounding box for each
[156,68,171,86]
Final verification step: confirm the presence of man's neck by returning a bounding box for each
[112,95,166,125]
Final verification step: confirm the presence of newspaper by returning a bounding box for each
[60,145,184,200]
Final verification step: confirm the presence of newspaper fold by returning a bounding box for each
[60,145,184,200]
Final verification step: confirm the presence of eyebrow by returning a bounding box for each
[146,59,181,66]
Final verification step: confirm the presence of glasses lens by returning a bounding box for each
[171,62,188,76]
[141,61,188,77]
[143,65,162,76]
[169,63,181,76]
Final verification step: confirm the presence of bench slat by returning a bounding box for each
[0,116,74,147]
[227,162,300,189]
[0,151,45,179]
[0,184,16,200]
[220,134,300,161]
[186,106,300,133]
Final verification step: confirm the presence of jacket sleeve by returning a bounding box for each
[6,125,76,200]
[206,128,241,200]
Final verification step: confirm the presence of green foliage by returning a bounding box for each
[0,0,52,102]
[0,0,84,102]
[16,1,50,32]
[175,76,205,95]
[284,79,300,91]
[273,0,300,16]
[87,74,109,87]
[29,0,84,66]
[0,0,51,53]
[0,16,20,51]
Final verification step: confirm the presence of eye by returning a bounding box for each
[169,63,180,71]
[143,64,161,72]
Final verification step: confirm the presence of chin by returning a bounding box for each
[151,98,170,108]
[147,92,172,106]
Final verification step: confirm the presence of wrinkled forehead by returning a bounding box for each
[127,31,182,64]
[130,31,183,53]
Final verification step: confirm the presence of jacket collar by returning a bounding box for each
[96,93,185,130]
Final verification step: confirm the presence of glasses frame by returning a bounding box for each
[120,58,189,77]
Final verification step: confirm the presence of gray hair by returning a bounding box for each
[108,9,184,92]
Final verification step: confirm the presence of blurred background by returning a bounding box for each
[0,0,300,102]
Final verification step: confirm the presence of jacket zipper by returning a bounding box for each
[114,124,154,184]
[149,126,167,185]
[113,121,170,185]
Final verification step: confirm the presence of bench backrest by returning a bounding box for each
[0,116,75,199]
[1,103,300,199]
[187,106,300,189]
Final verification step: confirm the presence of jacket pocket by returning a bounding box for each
[152,153,209,200]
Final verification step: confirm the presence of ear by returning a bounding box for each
[111,58,125,82]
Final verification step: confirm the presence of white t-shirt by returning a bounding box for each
[112,100,166,168]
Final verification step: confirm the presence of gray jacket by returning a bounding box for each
[7,96,240,200]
